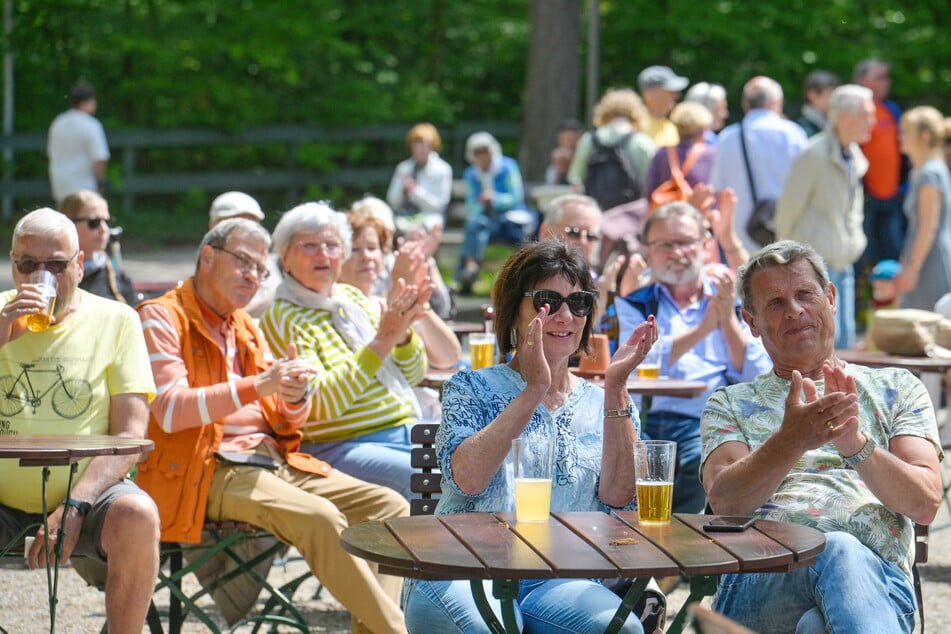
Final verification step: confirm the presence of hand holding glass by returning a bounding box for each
[635,440,676,523]
[26,270,57,333]
[511,436,556,521]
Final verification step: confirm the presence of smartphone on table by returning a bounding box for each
[702,516,756,532]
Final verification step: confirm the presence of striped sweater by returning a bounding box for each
[260,283,426,443]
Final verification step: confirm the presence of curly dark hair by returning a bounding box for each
[491,241,597,357]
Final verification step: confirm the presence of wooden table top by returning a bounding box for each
[0,434,154,466]
[341,511,825,582]
[836,349,951,373]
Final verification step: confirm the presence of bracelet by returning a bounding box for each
[63,497,92,517]
[842,435,875,467]
[604,405,633,419]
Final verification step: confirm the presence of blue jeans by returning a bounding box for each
[301,424,414,500]
[828,267,855,350]
[644,413,706,514]
[457,211,535,278]
[404,577,644,634]
[859,194,905,271]
[714,532,916,633]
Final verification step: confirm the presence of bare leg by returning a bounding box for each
[99,494,161,634]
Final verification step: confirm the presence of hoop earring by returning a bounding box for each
[510,327,518,349]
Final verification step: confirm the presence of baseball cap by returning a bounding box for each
[209,191,264,223]
[638,66,689,92]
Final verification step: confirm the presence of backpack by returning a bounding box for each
[584,132,642,211]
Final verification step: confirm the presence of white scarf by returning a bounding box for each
[275,275,421,419]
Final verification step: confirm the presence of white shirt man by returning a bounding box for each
[47,82,110,203]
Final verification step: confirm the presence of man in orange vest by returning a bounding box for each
[136,218,409,634]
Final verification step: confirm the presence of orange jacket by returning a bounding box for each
[135,280,329,543]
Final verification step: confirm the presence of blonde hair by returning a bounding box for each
[406,123,442,152]
[903,106,946,149]
[58,189,107,221]
[670,102,713,140]
[593,88,647,130]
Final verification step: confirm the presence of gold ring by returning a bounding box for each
[826,420,835,430]
[527,340,535,346]
[399,310,406,316]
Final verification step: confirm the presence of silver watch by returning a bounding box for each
[843,435,875,467]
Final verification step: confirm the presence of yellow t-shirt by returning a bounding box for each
[644,116,680,147]
[0,290,155,512]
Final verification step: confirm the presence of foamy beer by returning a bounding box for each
[511,436,556,521]
[637,329,664,380]
[635,440,677,523]
[26,270,57,333]
[469,332,496,370]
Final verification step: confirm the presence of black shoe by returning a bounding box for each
[457,270,478,296]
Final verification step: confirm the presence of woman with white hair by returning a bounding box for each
[457,131,533,295]
[685,82,729,140]
[260,202,434,498]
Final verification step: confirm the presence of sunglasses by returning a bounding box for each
[74,217,111,230]
[523,289,596,317]
[14,252,79,275]
[562,226,600,242]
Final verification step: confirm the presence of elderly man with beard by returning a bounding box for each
[615,202,772,513]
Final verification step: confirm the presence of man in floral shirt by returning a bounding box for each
[700,240,943,633]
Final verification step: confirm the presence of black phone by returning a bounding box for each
[702,516,756,532]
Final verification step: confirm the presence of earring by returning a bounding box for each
[510,327,518,349]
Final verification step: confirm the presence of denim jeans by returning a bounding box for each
[859,194,905,271]
[404,577,644,634]
[301,423,414,500]
[457,211,536,278]
[714,531,916,634]
[644,413,706,513]
[828,267,855,350]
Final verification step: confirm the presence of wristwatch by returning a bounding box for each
[842,435,875,467]
[63,497,92,517]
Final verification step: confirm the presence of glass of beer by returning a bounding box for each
[469,333,496,370]
[637,330,665,380]
[511,436,556,522]
[26,270,57,333]
[634,440,676,523]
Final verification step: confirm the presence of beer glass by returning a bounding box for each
[634,440,676,523]
[511,436,556,522]
[469,333,496,370]
[26,270,57,333]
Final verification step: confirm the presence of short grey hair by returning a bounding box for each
[12,207,79,252]
[852,58,888,83]
[685,82,727,115]
[545,193,601,226]
[827,84,873,129]
[737,240,830,313]
[197,218,271,271]
[742,76,783,111]
[272,201,352,260]
[640,201,706,244]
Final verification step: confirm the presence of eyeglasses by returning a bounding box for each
[213,246,270,280]
[523,289,596,317]
[644,238,704,253]
[562,226,600,242]
[73,217,111,230]
[295,241,343,257]
[14,252,79,275]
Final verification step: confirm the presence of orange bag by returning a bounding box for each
[649,143,704,211]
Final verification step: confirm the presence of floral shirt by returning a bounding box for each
[434,365,640,515]
[701,364,944,579]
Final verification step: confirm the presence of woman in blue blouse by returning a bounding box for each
[404,241,657,634]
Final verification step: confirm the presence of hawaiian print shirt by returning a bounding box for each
[701,364,943,579]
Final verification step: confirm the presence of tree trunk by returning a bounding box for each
[520,0,582,186]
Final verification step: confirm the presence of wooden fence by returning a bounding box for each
[0,120,520,216]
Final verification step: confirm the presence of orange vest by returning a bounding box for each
[135,279,330,543]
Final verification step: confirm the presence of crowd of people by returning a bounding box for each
[2,59,947,633]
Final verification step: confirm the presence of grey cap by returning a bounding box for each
[638,65,689,92]
[209,191,264,223]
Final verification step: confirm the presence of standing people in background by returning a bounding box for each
[711,76,808,252]
[684,82,729,144]
[136,218,410,634]
[893,107,951,310]
[701,240,942,633]
[776,85,875,350]
[208,191,280,318]
[568,88,655,211]
[456,131,533,295]
[854,59,906,270]
[616,202,772,513]
[47,81,110,204]
[0,208,159,634]
[261,203,433,499]
[545,119,583,185]
[386,123,453,234]
[796,70,841,137]
[637,66,689,147]
[59,190,137,305]
[645,101,718,197]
